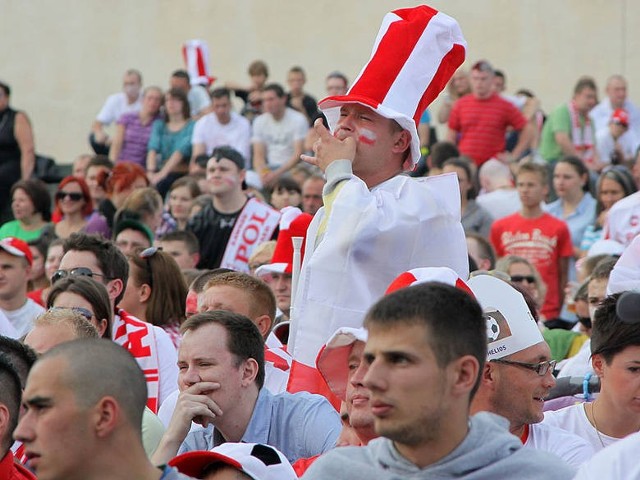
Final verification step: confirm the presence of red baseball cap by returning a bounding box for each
[0,237,33,265]
[611,108,630,128]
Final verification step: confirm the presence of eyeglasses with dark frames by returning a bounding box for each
[51,267,109,284]
[510,275,536,284]
[491,358,557,376]
[55,191,84,202]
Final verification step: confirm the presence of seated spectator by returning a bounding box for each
[151,311,340,465]
[436,67,471,125]
[248,240,276,277]
[268,176,302,210]
[109,86,163,168]
[26,235,49,296]
[170,70,212,120]
[0,179,51,242]
[476,158,521,220]
[156,230,201,270]
[96,161,149,230]
[84,155,114,207]
[147,88,195,197]
[120,247,187,347]
[167,177,201,230]
[495,255,547,322]
[113,215,154,256]
[53,176,110,239]
[286,66,318,126]
[543,293,640,452]
[72,153,92,178]
[24,307,100,354]
[226,60,269,121]
[580,166,636,256]
[443,157,493,237]
[424,140,459,176]
[466,233,496,272]
[27,238,64,307]
[301,174,324,216]
[596,108,640,166]
[119,186,174,238]
[90,69,143,155]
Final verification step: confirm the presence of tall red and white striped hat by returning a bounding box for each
[319,5,466,166]
[182,40,216,86]
[385,266,473,297]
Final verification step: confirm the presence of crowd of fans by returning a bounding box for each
[1,7,640,478]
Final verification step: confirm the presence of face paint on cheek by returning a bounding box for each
[186,291,198,315]
[358,128,377,146]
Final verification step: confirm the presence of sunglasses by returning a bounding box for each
[56,191,84,202]
[51,267,108,284]
[49,306,94,320]
[139,246,159,287]
[491,358,557,376]
[510,275,536,284]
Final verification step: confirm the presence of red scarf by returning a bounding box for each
[568,101,595,166]
[113,309,160,413]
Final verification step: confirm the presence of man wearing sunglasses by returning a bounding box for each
[0,237,45,337]
[469,274,593,468]
[54,232,178,414]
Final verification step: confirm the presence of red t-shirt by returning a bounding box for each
[449,93,527,165]
[0,450,36,480]
[490,212,573,319]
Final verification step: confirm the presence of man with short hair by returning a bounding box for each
[286,66,318,126]
[303,282,574,479]
[85,155,114,206]
[0,238,44,336]
[252,83,308,186]
[157,231,201,270]
[113,217,154,256]
[325,71,348,97]
[466,233,495,271]
[14,339,194,479]
[539,77,601,169]
[476,158,521,219]
[447,60,533,167]
[0,356,34,479]
[24,307,99,354]
[469,274,593,468]
[490,163,573,322]
[191,88,251,165]
[301,175,325,215]
[170,69,212,119]
[152,311,340,465]
[57,233,178,412]
[90,69,143,155]
[590,74,640,136]
[188,147,279,271]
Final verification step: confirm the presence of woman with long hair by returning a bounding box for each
[167,176,201,230]
[0,179,51,241]
[96,161,149,230]
[543,293,640,451]
[119,247,187,347]
[53,176,109,239]
[147,88,195,198]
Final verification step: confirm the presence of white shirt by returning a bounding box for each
[2,299,45,337]
[543,402,617,452]
[557,339,593,379]
[476,188,521,220]
[96,92,142,125]
[604,191,640,247]
[251,108,308,168]
[192,111,251,164]
[525,422,594,468]
[0,309,17,338]
[188,85,212,116]
[590,98,640,137]
[573,430,640,479]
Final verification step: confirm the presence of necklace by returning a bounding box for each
[587,402,606,448]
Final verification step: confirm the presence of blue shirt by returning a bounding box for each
[544,192,596,249]
[178,388,340,463]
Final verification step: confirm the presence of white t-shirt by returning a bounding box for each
[2,299,45,337]
[188,85,212,116]
[192,111,251,164]
[0,309,17,338]
[557,339,593,379]
[543,402,617,452]
[595,127,640,164]
[573,430,640,479]
[604,191,640,247]
[96,92,142,125]
[525,422,594,468]
[476,188,522,220]
[252,108,308,168]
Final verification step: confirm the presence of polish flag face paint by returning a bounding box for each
[358,128,377,146]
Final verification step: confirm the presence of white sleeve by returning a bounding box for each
[190,86,212,115]
[191,116,207,146]
[96,93,121,125]
[251,115,265,143]
[152,325,179,407]
[0,310,17,338]
[238,117,252,163]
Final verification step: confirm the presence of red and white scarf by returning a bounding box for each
[568,101,595,166]
[113,309,160,413]
[220,198,280,272]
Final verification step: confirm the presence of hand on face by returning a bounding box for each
[301,118,356,172]
[167,382,222,441]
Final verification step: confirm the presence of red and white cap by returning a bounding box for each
[169,442,296,480]
[0,237,33,266]
[182,39,216,86]
[318,5,466,166]
[316,327,368,401]
[611,108,630,128]
[385,266,473,297]
[255,207,313,276]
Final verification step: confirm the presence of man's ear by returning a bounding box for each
[450,354,480,398]
[253,314,273,339]
[392,129,412,155]
[106,278,124,303]
[93,396,119,438]
[240,358,259,387]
